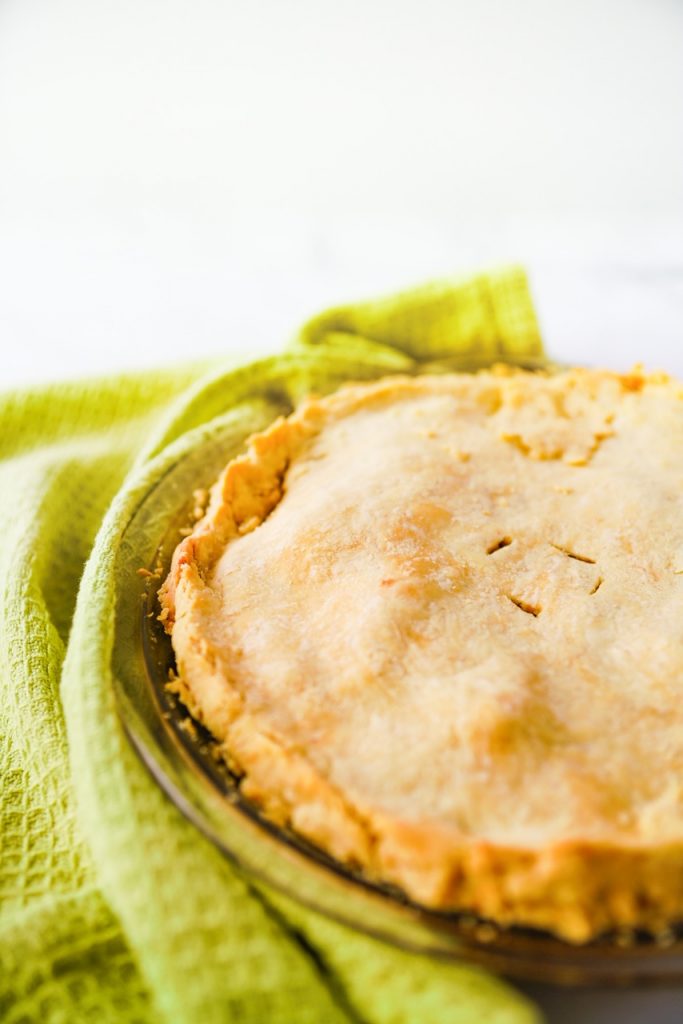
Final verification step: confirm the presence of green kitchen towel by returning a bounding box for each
[0,268,544,1024]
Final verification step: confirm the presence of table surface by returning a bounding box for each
[2,213,683,386]
[2,1,683,1020]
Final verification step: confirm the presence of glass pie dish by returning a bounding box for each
[113,364,683,987]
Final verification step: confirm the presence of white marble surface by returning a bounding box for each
[1,1,683,1020]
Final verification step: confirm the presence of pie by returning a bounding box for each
[160,366,683,943]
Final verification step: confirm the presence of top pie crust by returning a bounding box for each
[160,366,683,942]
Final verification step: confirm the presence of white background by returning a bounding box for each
[1,1,682,1020]
[1,0,682,388]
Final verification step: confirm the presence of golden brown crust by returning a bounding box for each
[160,366,683,942]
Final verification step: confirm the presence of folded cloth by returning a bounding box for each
[0,269,544,1024]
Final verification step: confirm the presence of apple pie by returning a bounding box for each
[160,366,683,942]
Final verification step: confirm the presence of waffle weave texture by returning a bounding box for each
[0,269,544,1024]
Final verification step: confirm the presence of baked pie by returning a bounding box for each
[160,366,683,942]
